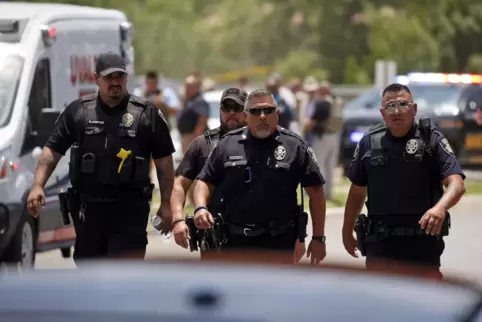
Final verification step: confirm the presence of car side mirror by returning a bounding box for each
[35,108,60,148]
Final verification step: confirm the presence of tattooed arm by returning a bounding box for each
[33,147,63,188]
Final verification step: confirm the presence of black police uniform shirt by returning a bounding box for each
[196,126,325,224]
[347,124,465,215]
[175,129,222,180]
[45,94,175,178]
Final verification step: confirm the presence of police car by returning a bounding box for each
[1,259,481,322]
[341,73,482,173]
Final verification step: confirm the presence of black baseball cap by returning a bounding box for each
[221,87,248,106]
[96,52,127,76]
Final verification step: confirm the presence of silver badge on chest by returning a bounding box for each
[122,113,134,128]
[274,146,286,161]
[405,139,419,154]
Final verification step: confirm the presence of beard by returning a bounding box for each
[220,119,244,134]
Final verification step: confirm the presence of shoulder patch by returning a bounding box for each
[157,108,167,123]
[307,146,319,166]
[353,142,360,160]
[368,123,387,134]
[440,137,455,156]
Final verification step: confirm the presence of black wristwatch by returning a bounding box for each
[312,235,326,243]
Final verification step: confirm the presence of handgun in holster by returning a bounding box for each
[441,212,451,237]
[69,143,81,186]
[295,206,308,242]
[185,215,200,252]
[354,214,368,256]
[58,188,79,226]
[58,191,70,225]
[200,214,226,251]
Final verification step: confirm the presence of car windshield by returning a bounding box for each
[346,84,463,111]
[0,51,23,127]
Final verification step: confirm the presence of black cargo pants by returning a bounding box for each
[214,230,297,263]
[364,234,445,279]
[72,200,149,264]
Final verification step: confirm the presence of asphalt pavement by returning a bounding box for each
[35,195,482,285]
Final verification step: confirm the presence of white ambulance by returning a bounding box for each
[0,2,135,268]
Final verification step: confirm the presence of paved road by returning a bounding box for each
[35,195,482,285]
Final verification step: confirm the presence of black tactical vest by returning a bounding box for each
[73,94,150,191]
[366,124,443,216]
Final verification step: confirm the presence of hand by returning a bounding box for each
[154,95,164,106]
[172,220,189,248]
[27,184,45,218]
[419,206,446,235]
[194,209,214,229]
[293,240,306,263]
[156,203,173,235]
[475,108,482,126]
[306,239,326,264]
[342,229,359,258]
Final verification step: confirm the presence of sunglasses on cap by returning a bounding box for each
[383,101,412,113]
[247,106,277,116]
[221,101,244,113]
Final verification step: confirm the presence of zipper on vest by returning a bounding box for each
[104,137,108,150]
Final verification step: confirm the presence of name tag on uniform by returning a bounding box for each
[228,156,244,160]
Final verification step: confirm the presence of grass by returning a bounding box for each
[465,181,482,195]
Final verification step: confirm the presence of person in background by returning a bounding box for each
[134,70,180,189]
[177,74,210,155]
[301,76,321,144]
[239,75,249,91]
[305,81,343,202]
[266,76,297,132]
[202,77,216,92]
[288,77,309,129]
[134,70,180,127]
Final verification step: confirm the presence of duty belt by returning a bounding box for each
[370,222,446,238]
[227,222,293,237]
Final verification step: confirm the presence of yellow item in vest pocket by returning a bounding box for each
[116,148,132,174]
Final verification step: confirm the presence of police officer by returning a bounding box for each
[193,89,327,264]
[170,87,248,248]
[342,83,465,277]
[26,52,175,263]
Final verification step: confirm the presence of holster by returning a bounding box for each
[441,212,451,236]
[58,192,70,225]
[69,144,81,185]
[295,207,308,241]
[354,214,368,256]
[185,214,226,252]
[185,215,199,252]
[58,188,80,225]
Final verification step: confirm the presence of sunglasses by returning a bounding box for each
[384,101,412,113]
[221,102,244,113]
[247,106,277,116]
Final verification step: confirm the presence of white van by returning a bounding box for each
[0,2,134,268]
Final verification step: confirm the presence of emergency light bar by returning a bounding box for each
[394,73,482,85]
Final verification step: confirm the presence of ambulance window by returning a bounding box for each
[28,59,52,112]
[21,58,52,154]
